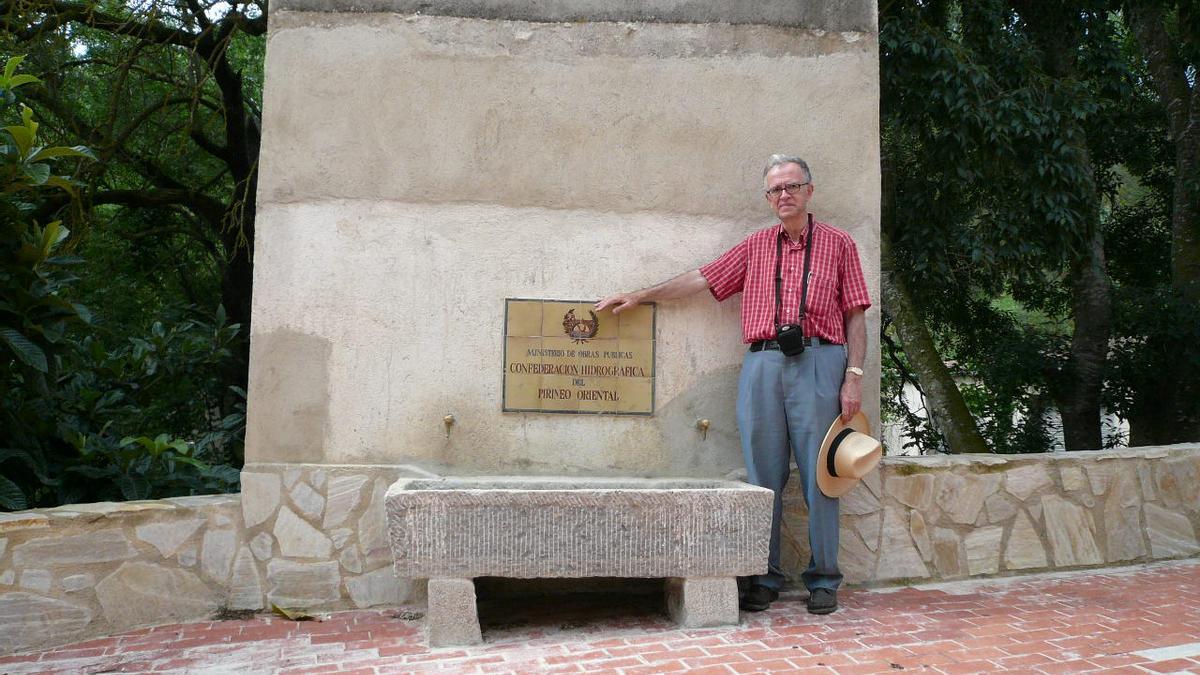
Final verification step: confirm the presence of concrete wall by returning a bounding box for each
[3,446,1197,655]
[246,1,883,475]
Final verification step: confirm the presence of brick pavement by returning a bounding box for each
[2,559,1198,674]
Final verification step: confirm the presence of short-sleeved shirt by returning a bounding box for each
[699,220,871,344]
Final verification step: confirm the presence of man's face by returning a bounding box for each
[764,163,813,220]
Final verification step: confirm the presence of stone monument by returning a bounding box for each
[246,0,881,604]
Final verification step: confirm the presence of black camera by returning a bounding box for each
[776,324,806,356]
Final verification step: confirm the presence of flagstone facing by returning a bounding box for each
[938,473,1002,525]
[0,448,1198,656]
[94,562,217,629]
[1042,494,1104,566]
[0,465,415,654]
[875,507,929,581]
[289,481,325,521]
[60,573,94,593]
[1004,463,1052,501]
[780,444,1199,586]
[11,529,137,566]
[0,592,91,650]
[239,472,280,528]
[135,518,205,557]
[1061,465,1087,492]
[323,475,368,529]
[1005,510,1048,570]
[965,525,1003,575]
[226,547,264,611]
[932,527,968,578]
[266,559,341,607]
[985,492,1018,524]
[201,528,238,581]
[1144,502,1200,558]
[273,506,332,558]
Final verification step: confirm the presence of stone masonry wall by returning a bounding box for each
[781,444,1200,584]
[0,464,423,655]
[3,446,1198,654]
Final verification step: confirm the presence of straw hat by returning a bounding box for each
[816,411,883,498]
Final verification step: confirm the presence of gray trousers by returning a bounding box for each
[737,342,846,592]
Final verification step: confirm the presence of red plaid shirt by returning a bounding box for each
[700,220,871,344]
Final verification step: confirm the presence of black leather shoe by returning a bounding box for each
[806,588,837,614]
[739,584,779,612]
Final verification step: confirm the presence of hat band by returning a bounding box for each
[826,427,856,478]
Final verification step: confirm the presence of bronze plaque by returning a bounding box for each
[503,298,656,415]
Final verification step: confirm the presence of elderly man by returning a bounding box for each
[595,155,870,615]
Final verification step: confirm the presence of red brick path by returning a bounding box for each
[3,559,1198,674]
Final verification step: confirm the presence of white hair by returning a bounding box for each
[763,154,812,183]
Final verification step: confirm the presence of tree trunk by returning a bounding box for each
[1126,1,1200,444]
[1060,228,1112,451]
[881,238,991,454]
[1013,1,1114,451]
[880,145,989,454]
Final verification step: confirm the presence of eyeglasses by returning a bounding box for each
[765,181,810,199]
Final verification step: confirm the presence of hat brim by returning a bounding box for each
[817,411,874,498]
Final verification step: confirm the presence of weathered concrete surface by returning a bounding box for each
[244,330,330,464]
[249,9,883,473]
[270,0,877,33]
[386,477,773,578]
[664,576,739,628]
[426,578,482,647]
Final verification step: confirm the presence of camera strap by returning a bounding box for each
[773,213,815,336]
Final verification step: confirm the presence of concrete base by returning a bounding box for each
[426,578,482,647]
[665,577,739,628]
[425,575,739,647]
[388,477,773,579]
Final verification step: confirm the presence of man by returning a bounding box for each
[595,155,870,615]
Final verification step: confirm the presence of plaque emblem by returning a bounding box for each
[562,309,599,343]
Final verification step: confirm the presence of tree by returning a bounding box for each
[0,55,94,508]
[880,149,989,454]
[880,0,1133,452]
[1122,0,1200,442]
[0,0,266,400]
[1008,0,1115,453]
[0,55,242,510]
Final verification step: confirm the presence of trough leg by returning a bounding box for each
[665,577,739,627]
[427,578,483,647]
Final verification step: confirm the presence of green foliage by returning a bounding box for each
[0,56,88,382]
[0,56,241,510]
[878,1,1187,453]
[9,0,267,347]
[67,433,241,502]
[3,301,245,507]
[881,1,1200,452]
[881,2,1113,283]
[1103,186,1200,435]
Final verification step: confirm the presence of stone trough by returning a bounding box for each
[385,476,773,646]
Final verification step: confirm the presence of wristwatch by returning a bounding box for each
[845,366,864,377]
